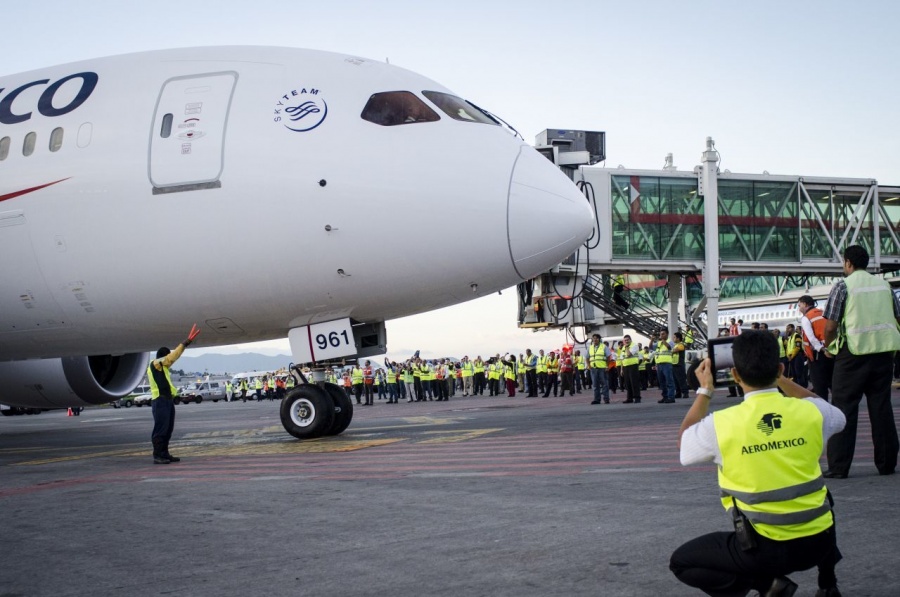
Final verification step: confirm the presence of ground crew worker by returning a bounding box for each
[559,348,575,396]
[225,380,233,402]
[684,326,694,350]
[254,377,263,401]
[612,274,629,308]
[588,334,610,405]
[823,244,900,479]
[473,356,486,396]
[461,356,474,396]
[607,345,619,395]
[655,330,675,403]
[638,347,650,390]
[784,324,807,387]
[671,330,845,597]
[147,324,200,464]
[523,349,538,397]
[543,351,559,397]
[672,332,689,399]
[351,364,364,404]
[363,361,375,405]
[620,335,641,403]
[536,350,548,396]
[573,349,585,393]
[240,378,249,401]
[798,295,833,402]
[403,365,415,403]
[487,359,500,396]
[502,355,517,397]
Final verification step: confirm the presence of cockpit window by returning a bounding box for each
[360,91,440,126]
[422,91,498,125]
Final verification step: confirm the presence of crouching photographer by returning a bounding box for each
[670,331,846,597]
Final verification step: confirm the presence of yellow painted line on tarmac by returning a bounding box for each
[14,448,148,466]
[175,438,402,457]
[416,429,503,444]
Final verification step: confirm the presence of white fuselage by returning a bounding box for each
[0,47,594,366]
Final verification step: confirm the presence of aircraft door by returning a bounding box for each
[149,71,238,193]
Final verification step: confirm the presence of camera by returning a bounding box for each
[707,337,737,388]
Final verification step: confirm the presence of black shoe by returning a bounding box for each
[153,457,171,464]
[164,455,181,462]
[823,470,848,479]
[658,398,675,403]
[590,401,601,405]
[634,400,641,403]
[623,399,634,404]
[814,587,842,597]
[764,576,797,597]
[878,468,895,476]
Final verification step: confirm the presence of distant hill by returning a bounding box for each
[176,353,292,376]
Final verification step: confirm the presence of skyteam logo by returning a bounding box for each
[273,87,327,132]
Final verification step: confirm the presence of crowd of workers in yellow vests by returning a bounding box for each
[213,320,820,407]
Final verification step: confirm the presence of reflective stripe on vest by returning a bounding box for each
[621,347,639,367]
[588,344,607,368]
[713,392,832,540]
[840,270,900,355]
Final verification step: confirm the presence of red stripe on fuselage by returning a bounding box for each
[0,178,70,203]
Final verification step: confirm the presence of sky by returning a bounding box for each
[6,0,899,361]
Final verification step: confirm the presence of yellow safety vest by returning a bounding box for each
[672,342,685,365]
[655,341,673,364]
[575,355,585,370]
[351,368,364,384]
[713,391,832,541]
[546,357,559,374]
[621,346,639,367]
[147,363,177,399]
[537,356,547,374]
[838,270,900,354]
[588,344,607,368]
[474,361,485,374]
[504,363,516,380]
[462,362,475,377]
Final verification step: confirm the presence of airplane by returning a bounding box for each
[0,46,595,437]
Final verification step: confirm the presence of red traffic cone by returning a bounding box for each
[67,408,73,416]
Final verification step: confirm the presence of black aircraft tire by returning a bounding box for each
[322,382,353,436]
[196,397,202,404]
[280,385,335,440]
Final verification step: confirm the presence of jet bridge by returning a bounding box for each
[520,137,900,342]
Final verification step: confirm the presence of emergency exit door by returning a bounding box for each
[149,71,238,192]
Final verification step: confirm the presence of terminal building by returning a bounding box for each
[520,132,900,345]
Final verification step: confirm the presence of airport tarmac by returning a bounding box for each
[1,390,897,597]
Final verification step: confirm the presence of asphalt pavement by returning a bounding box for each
[1,388,897,596]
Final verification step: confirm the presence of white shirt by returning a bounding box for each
[799,314,825,353]
[680,388,847,466]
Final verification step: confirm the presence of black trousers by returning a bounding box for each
[525,369,537,396]
[151,396,176,458]
[808,351,835,402]
[827,348,899,476]
[622,365,640,402]
[473,372,486,395]
[543,373,558,397]
[670,525,839,596]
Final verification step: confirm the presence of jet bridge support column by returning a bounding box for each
[700,137,720,337]
[667,274,681,334]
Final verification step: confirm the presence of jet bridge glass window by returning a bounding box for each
[360,91,440,126]
[422,91,497,125]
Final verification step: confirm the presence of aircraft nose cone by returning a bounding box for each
[507,147,595,278]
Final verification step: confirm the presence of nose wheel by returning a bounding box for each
[279,379,355,440]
